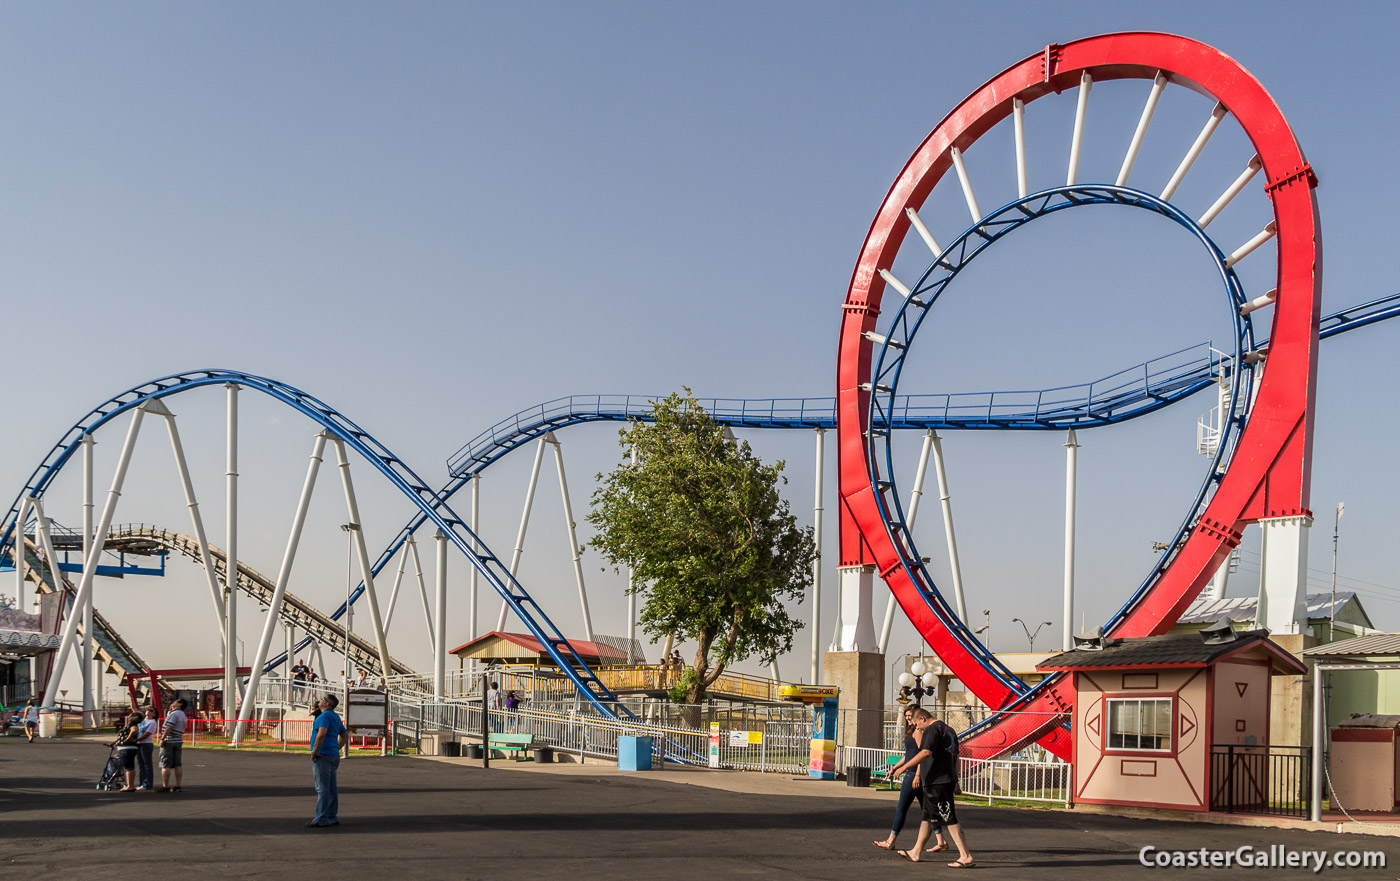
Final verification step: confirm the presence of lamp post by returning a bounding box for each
[896,659,940,709]
[1011,618,1053,653]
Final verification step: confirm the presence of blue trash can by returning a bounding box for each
[618,735,653,771]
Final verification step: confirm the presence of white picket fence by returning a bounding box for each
[837,745,1070,806]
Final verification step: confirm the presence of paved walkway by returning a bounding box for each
[2,737,1397,880]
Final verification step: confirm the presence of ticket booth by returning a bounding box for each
[1038,626,1305,812]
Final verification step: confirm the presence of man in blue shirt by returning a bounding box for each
[307,695,348,828]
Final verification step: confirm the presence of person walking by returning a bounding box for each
[22,699,38,742]
[136,708,158,790]
[159,698,189,792]
[899,708,974,867]
[307,695,348,828]
[874,707,946,854]
[485,681,501,732]
[114,711,142,792]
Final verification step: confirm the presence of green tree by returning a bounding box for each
[587,391,814,726]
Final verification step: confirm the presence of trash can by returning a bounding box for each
[618,735,652,771]
[442,741,461,757]
[846,766,871,788]
[464,744,483,759]
[533,747,554,764]
[38,709,58,739]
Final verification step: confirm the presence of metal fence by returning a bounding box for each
[836,746,1070,805]
[1210,744,1312,819]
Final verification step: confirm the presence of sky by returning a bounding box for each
[3,2,1399,701]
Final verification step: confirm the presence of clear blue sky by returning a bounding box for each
[4,2,1398,693]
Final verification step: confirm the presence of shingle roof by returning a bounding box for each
[1037,629,1303,674]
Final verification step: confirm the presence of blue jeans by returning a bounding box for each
[137,743,154,789]
[892,773,941,837]
[312,753,340,825]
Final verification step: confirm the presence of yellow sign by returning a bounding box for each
[748,730,763,745]
[778,684,840,702]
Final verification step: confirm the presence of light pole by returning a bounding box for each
[1331,502,1344,640]
[1011,618,1053,653]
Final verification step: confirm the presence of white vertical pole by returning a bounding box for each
[382,542,410,630]
[331,439,393,678]
[810,428,824,683]
[232,431,328,745]
[224,384,240,712]
[470,473,480,645]
[1013,98,1028,199]
[1063,429,1080,652]
[1310,663,1323,822]
[497,436,548,631]
[434,530,448,699]
[407,535,434,648]
[153,402,228,635]
[878,429,935,654]
[929,431,968,623]
[43,407,147,707]
[548,434,594,640]
[626,448,637,664]
[1066,72,1092,186]
[12,497,28,612]
[81,434,95,727]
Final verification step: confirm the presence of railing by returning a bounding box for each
[836,746,1069,805]
[1210,744,1312,819]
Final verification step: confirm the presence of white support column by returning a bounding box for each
[232,431,329,745]
[1161,102,1227,201]
[930,431,968,622]
[407,535,433,648]
[12,497,28,613]
[331,439,393,678]
[626,448,637,664]
[43,407,147,707]
[810,428,824,683]
[1310,662,1323,821]
[498,436,548,631]
[434,530,448,698]
[1256,514,1313,635]
[470,473,480,646]
[149,400,227,640]
[1063,429,1080,652]
[834,566,877,652]
[1067,72,1092,186]
[224,384,239,711]
[1116,72,1168,186]
[878,429,934,654]
[1013,98,1028,199]
[547,433,594,641]
[80,434,96,726]
[382,542,410,630]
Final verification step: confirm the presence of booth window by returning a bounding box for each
[1106,697,1172,752]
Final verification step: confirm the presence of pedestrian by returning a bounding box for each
[292,658,310,681]
[898,708,973,867]
[114,711,142,792]
[504,690,521,733]
[486,681,501,731]
[22,699,38,742]
[375,678,387,693]
[355,670,369,688]
[159,698,189,792]
[875,706,947,853]
[307,694,348,828]
[136,707,158,790]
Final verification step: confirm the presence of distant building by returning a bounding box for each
[448,631,640,669]
[1172,591,1374,641]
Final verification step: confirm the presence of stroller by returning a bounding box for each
[96,742,125,791]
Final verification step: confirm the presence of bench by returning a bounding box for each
[871,755,903,789]
[487,732,535,760]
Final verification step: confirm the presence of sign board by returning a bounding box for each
[708,722,720,768]
[778,684,840,703]
[347,688,388,737]
[728,730,764,747]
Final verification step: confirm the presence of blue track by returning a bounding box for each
[0,371,636,720]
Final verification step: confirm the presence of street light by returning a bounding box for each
[1011,618,1053,653]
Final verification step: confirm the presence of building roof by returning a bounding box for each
[1037,629,1306,675]
[0,629,61,656]
[1178,591,1370,627]
[1302,633,1400,658]
[447,631,631,664]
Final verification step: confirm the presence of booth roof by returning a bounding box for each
[1037,629,1305,674]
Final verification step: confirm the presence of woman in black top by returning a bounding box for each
[114,711,142,792]
[873,707,946,852]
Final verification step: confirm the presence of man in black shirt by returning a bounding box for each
[898,708,975,867]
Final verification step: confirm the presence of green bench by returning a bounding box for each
[487,732,535,760]
[872,755,903,789]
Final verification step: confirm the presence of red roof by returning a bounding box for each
[447,631,628,663]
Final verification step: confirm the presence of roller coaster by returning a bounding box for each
[7,32,1395,763]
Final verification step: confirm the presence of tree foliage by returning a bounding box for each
[586,391,814,716]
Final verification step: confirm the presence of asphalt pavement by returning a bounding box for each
[2,737,1396,880]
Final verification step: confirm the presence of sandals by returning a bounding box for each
[873,840,895,850]
[895,850,920,863]
[947,859,976,869]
